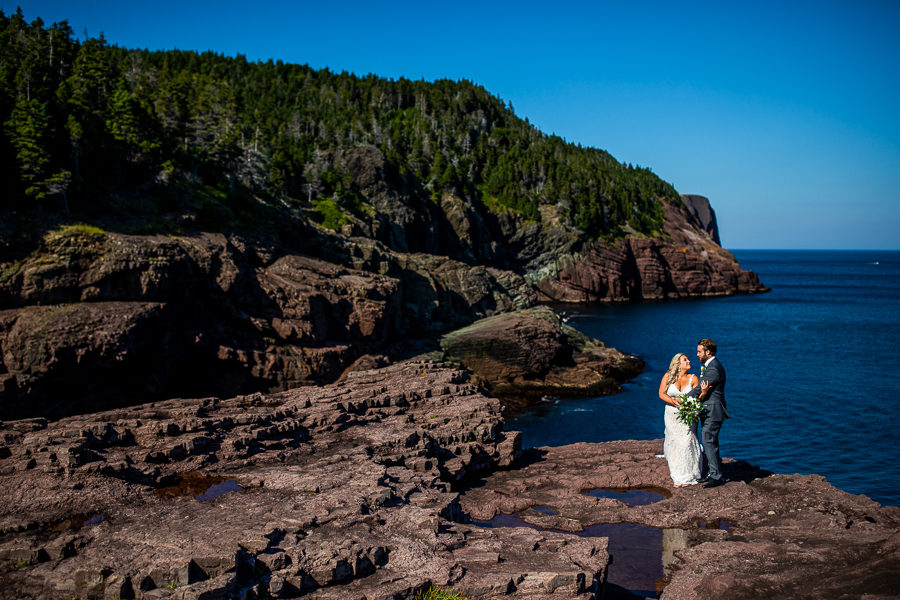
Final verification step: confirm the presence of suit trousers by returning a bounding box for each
[701,418,723,481]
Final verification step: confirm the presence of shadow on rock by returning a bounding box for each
[722,458,774,484]
[452,447,550,494]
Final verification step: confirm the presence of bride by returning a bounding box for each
[658,353,702,487]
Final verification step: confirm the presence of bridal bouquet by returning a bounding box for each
[677,395,708,427]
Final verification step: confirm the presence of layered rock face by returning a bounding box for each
[0,146,765,416]
[0,229,532,418]
[530,200,766,302]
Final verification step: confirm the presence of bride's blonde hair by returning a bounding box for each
[666,353,687,386]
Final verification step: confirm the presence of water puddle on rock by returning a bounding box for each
[584,487,670,506]
[699,519,732,531]
[51,513,106,531]
[154,471,242,501]
[473,500,712,598]
[530,505,558,515]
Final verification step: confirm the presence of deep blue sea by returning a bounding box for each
[508,250,900,508]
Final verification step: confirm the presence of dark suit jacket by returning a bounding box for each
[690,356,728,421]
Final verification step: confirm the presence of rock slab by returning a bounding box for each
[0,363,607,600]
[460,441,900,600]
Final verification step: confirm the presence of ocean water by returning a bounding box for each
[507,250,900,508]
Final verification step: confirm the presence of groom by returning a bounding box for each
[692,338,728,488]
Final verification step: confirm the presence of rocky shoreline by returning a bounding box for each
[0,362,896,599]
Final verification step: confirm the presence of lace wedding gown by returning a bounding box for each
[664,381,702,485]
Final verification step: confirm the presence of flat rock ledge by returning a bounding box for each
[0,365,897,600]
[460,441,900,599]
[0,363,607,600]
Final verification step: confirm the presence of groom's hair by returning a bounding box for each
[698,338,717,355]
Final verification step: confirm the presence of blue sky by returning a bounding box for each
[11,0,900,249]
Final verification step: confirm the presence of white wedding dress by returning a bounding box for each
[664,381,702,485]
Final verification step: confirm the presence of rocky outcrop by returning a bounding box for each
[0,228,533,419]
[0,365,895,599]
[680,194,720,245]
[438,306,644,402]
[0,362,611,599]
[531,199,767,302]
[0,151,765,417]
[307,147,764,304]
[460,441,900,599]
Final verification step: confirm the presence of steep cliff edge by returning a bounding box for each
[528,198,764,302]
[681,194,721,245]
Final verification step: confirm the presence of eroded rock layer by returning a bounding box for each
[531,200,765,302]
[0,188,766,418]
[0,363,608,600]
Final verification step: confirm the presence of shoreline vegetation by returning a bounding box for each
[1,8,671,240]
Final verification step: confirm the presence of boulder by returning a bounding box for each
[439,306,644,402]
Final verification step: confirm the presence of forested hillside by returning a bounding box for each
[1,8,674,242]
[0,8,768,418]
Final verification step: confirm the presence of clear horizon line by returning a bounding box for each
[728,248,900,252]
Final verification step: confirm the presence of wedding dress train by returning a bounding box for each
[664,381,702,485]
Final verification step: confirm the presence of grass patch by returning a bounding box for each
[58,223,107,237]
[310,198,350,231]
[415,585,471,600]
[0,259,25,283]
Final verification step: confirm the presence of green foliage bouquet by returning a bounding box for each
[677,395,708,427]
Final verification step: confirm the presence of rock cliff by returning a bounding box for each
[0,227,532,419]
[530,199,761,302]
[680,194,720,245]
[0,148,765,416]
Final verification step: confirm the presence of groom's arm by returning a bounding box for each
[687,373,704,397]
[688,363,722,397]
[704,362,724,388]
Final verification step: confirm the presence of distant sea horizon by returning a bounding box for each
[729,248,900,251]
[508,249,900,507]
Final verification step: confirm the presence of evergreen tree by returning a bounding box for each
[4,95,54,200]
[0,9,678,239]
